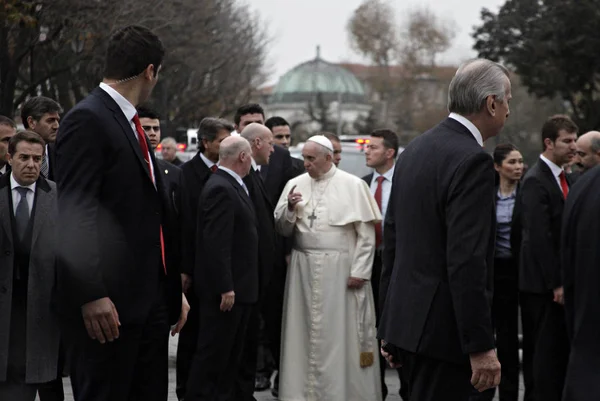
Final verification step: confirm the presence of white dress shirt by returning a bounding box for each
[369,165,395,220]
[200,152,216,170]
[98,82,156,184]
[449,112,484,146]
[0,164,7,176]
[11,173,36,215]
[539,154,564,190]
[218,166,249,196]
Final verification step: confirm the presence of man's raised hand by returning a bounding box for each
[287,185,303,211]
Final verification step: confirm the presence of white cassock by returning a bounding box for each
[274,165,383,401]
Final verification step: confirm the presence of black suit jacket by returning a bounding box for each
[55,87,182,325]
[194,169,259,304]
[518,158,568,294]
[560,165,600,400]
[47,142,57,181]
[180,152,213,275]
[378,118,496,365]
[261,144,296,207]
[244,168,275,296]
[157,159,183,216]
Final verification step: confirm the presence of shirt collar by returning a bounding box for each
[218,166,245,186]
[0,164,6,175]
[199,152,216,169]
[373,164,395,182]
[539,154,564,178]
[448,113,484,146]
[316,164,336,181]
[10,173,36,193]
[99,82,137,122]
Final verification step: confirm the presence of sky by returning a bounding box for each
[250,0,506,86]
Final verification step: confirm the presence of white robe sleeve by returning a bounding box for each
[350,221,376,280]
[274,181,297,237]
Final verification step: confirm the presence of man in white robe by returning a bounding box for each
[274,135,382,401]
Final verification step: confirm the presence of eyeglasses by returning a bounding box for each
[142,125,160,132]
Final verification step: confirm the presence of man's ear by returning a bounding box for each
[486,95,496,117]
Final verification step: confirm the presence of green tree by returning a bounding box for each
[473,0,600,132]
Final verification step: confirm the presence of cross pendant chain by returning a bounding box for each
[308,210,317,228]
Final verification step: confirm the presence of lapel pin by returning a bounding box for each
[164,169,169,174]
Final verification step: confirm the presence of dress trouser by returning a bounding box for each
[472,257,520,401]
[64,283,170,401]
[0,280,38,401]
[520,291,570,401]
[400,350,474,401]
[372,251,408,400]
[176,288,200,400]
[185,301,252,401]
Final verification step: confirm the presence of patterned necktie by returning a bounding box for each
[132,114,166,274]
[559,171,569,198]
[374,176,385,248]
[15,187,30,239]
[40,153,49,177]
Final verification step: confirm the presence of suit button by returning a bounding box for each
[0,287,6,294]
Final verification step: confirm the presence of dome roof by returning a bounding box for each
[270,49,367,104]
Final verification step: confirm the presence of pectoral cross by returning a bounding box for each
[308,210,317,228]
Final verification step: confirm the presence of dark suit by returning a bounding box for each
[561,165,600,401]
[55,87,182,401]
[237,167,275,400]
[362,172,407,401]
[518,158,570,401]
[186,169,259,401]
[0,175,60,401]
[378,118,496,401]
[176,152,214,399]
[46,142,57,181]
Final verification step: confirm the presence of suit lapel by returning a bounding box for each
[217,170,255,217]
[251,169,272,210]
[0,176,12,241]
[93,88,153,184]
[192,153,210,183]
[31,178,52,247]
[538,159,565,202]
[363,173,373,186]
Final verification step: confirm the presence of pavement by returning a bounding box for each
[56,335,523,401]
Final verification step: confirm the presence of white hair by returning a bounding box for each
[448,59,510,115]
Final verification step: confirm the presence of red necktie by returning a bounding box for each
[374,176,385,248]
[211,165,218,173]
[132,114,166,274]
[559,171,569,198]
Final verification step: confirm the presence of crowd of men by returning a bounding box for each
[1,24,600,401]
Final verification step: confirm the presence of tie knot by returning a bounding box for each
[16,187,29,197]
[559,171,565,179]
[210,165,218,173]
[376,176,385,184]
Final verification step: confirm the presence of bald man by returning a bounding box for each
[186,136,259,401]
[236,123,277,400]
[574,131,600,173]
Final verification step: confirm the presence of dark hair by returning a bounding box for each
[265,116,289,131]
[20,97,63,129]
[0,115,17,129]
[8,130,46,155]
[234,104,264,125]
[321,132,340,143]
[104,25,165,81]
[493,143,520,166]
[370,129,399,158]
[136,105,161,120]
[541,114,578,150]
[198,117,234,153]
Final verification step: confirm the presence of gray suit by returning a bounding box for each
[0,174,60,389]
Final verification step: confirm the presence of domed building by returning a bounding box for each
[264,48,371,135]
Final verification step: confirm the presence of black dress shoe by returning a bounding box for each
[271,373,279,398]
[254,375,271,391]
